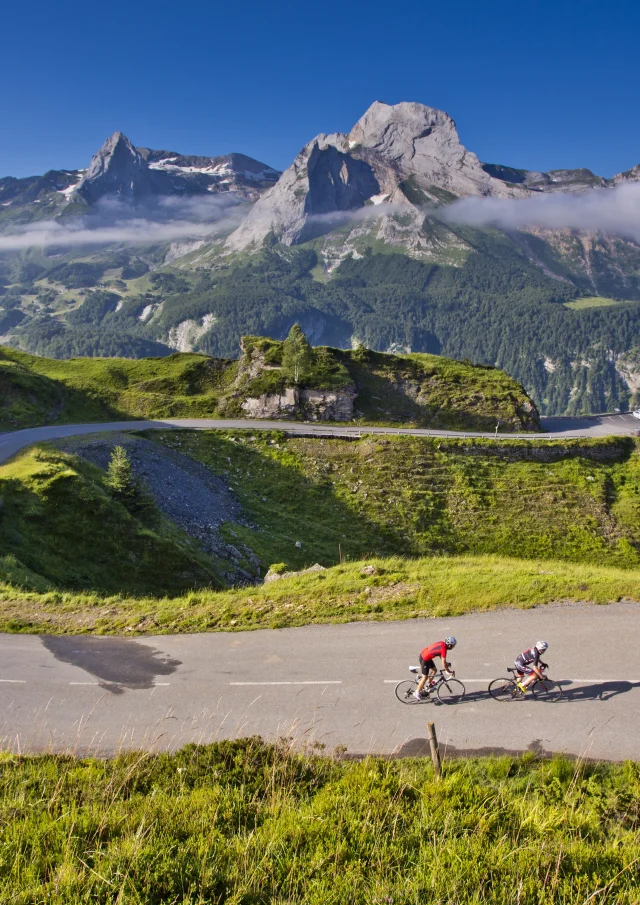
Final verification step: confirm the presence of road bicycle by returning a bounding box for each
[395,667,466,705]
[488,664,562,702]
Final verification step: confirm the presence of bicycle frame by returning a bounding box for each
[511,665,549,689]
[410,667,454,691]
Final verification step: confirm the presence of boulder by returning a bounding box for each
[264,563,327,583]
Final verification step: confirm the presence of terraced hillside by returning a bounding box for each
[155,431,640,571]
[2,431,640,604]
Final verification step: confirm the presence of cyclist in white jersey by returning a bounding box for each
[514,641,549,693]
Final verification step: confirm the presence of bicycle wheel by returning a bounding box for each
[437,678,466,704]
[532,679,563,702]
[395,680,423,704]
[488,678,523,701]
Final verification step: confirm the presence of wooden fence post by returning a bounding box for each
[427,721,442,779]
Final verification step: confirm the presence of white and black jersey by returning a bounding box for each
[515,647,540,672]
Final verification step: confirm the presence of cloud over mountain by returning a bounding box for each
[441,182,640,240]
[0,195,246,250]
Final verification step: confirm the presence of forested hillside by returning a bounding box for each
[5,229,640,415]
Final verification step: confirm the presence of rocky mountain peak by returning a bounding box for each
[225,100,518,251]
[349,100,458,159]
[79,131,150,203]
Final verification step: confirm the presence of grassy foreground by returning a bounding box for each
[2,738,640,903]
[0,554,638,635]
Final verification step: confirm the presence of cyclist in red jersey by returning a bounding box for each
[415,636,457,699]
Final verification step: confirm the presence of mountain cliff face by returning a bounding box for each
[78,132,153,203]
[226,101,614,253]
[75,134,280,205]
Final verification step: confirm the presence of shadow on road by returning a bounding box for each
[396,736,550,759]
[41,635,181,694]
[559,681,638,701]
[434,689,489,705]
[431,682,639,706]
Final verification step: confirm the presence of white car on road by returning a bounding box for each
[633,409,640,420]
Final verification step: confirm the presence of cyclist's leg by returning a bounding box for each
[416,656,434,697]
[519,666,536,689]
[416,655,429,694]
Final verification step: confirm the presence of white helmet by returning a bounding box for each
[445,636,457,648]
[535,640,549,651]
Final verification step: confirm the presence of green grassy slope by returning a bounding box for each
[1,554,638,635]
[0,345,236,430]
[2,430,640,624]
[343,347,537,430]
[0,340,538,432]
[2,431,640,632]
[154,432,640,572]
[3,740,640,903]
[0,447,219,595]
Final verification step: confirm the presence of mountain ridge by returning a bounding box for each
[3,101,640,418]
[0,131,281,225]
[225,100,640,252]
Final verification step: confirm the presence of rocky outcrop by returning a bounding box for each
[230,337,358,421]
[241,385,357,421]
[264,563,327,583]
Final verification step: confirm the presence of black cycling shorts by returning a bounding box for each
[515,661,536,675]
[419,655,435,675]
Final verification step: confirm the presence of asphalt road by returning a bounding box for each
[0,412,639,465]
[1,603,639,761]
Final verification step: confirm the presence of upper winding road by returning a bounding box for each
[0,411,638,465]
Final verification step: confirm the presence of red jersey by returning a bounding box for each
[421,641,447,662]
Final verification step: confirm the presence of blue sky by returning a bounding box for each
[1,0,639,179]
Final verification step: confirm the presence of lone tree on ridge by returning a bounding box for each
[282,323,314,384]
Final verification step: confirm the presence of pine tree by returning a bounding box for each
[105,445,152,517]
[281,323,313,384]
[105,446,135,497]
